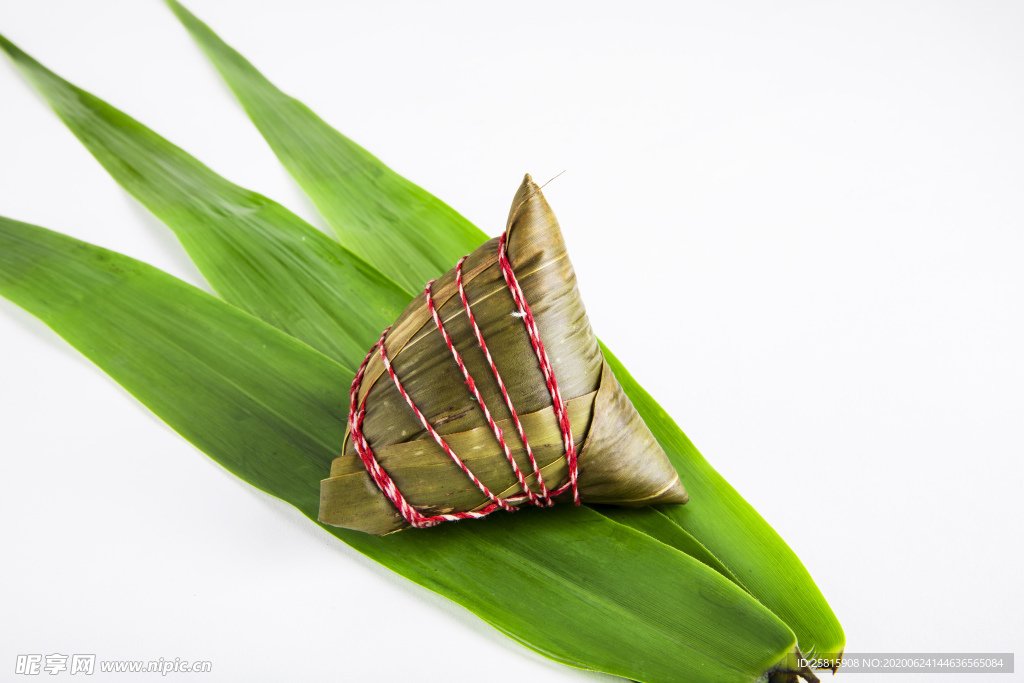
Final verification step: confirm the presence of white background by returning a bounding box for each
[1,1,1022,681]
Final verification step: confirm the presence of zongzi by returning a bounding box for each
[319,174,688,534]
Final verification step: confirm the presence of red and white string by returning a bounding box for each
[347,233,578,528]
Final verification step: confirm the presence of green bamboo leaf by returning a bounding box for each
[0,34,407,372]
[3,3,840,657]
[0,215,804,683]
[165,2,843,655]
[601,342,846,656]
[0,30,712,556]
[598,506,741,586]
[165,0,483,295]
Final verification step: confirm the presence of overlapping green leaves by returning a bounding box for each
[0,215,798,683]
[162,0,844,657]
[166,0,482,295]
[0,35,406,372]
[0,3,843,678]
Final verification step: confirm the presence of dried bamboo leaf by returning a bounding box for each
[321,392,596,535]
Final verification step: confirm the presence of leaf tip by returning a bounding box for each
[0,33,53,84]
[163,0,207,37]
[0,32,22,60]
